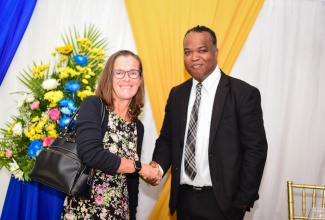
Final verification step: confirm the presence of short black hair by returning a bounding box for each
[184,25,217,48]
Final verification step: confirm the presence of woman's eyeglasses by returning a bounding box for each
[112,69,141,79]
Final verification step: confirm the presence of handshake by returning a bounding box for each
[139,161,163,186]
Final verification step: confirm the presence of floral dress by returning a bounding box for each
[61,110,139,220]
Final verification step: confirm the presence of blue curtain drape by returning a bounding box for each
[1,177,66,220]
[0,0,37,86]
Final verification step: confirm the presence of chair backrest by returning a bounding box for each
[287,181,325,220]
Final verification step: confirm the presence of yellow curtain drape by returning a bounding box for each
[124,0,264,219]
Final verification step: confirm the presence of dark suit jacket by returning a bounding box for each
[153,71,267,219]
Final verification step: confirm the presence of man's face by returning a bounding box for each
[183,31,218,82]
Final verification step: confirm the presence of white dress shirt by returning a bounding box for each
[180,66,221,187]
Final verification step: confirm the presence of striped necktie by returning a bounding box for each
[184,83,202,180]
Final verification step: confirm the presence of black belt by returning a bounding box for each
[181,184,213,191]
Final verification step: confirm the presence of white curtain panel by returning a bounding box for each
[231,0,325,219]
[0,1,163,219]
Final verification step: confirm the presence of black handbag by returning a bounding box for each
[29,97,106,199]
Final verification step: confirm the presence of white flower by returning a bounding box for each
[111,133,118,142]
[109,145,118,154]
[12,169,24,181]
[12,122,23,136]
[25,94,35,103]
[42,78,60,91]
[9,159,24,181]
[9,159,19,172]
[128,142,135,150]
[64,213,75,220]
[17,93,27,108]
[17,93,34,107]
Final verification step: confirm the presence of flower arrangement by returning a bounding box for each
[0,25,108,181]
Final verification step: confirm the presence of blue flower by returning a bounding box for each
[60,107,72,115]
[27,139,43,158]
[67,102,78,112]
[74,54,88,66]
[65,81,81,93]
[59,115,72,128]
[58,98,72,107]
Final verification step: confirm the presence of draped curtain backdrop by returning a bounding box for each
[1,1,325,220]
[124,0,264,219]
[125,0,265,132]
[0,1,161,219]
[0,0,37,85]
[231,0,325,218]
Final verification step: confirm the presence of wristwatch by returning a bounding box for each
[133,161,142,174]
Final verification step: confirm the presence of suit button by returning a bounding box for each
[175,167,179,170]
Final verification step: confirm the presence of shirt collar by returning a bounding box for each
[192,65,221,92]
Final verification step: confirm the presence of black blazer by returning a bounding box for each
[153,71,267,219]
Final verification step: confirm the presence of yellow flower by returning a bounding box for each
[59,72,69,79]
[77,89,94,100]
[77,38,93,47]
[31,116,39,122]
[45,123,55,131]
[7,127,12,135]
[58,67,69,79]
[68,68,80,77]
[98,49,106,55]
[31,64,49,79]
[57,44,73,55]
[30,134,44,141]
[44,91,64,107]
[41,115,49,123]
[35,126,42,133]
[76,66,86,73]
[25,127,36,138]
[36,121,45,131]
[0,151,5,157]
[48,130,58,139]
[59,56,68,62]
[82,79,89,84]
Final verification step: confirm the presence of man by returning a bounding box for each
[149,25,267,220]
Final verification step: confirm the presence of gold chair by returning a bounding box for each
[287,181,325,220]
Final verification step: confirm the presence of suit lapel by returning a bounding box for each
[209,72,229,151]
[180,80,192,147]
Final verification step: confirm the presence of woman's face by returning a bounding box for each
[112,55,141,104]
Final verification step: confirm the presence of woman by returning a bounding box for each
[61,50,159,220]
